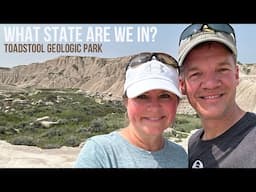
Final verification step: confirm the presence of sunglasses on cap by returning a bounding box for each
[179,24,236,45]
[126,52,179,73]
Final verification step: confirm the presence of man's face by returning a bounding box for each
[180,42,239,120]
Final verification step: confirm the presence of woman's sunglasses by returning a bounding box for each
[179,24,236,45]
[126,52,179,73]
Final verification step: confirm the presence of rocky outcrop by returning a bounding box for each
[0,56,130,98]
[0,57,256,114]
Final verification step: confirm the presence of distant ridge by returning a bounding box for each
[0,56,130,98]
[0,56,256,114]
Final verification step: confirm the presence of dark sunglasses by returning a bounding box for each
[126,52,179,72]
[179,24,236,45]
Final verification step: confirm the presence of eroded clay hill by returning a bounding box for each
[0,56,255,114]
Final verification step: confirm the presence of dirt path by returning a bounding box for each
[0,129,197,168]
[0,140,81,168]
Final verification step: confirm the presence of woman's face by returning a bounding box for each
[125,89,179,136]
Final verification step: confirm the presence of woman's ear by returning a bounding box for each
[123,98,128,108]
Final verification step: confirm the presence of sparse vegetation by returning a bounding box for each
[0,89,201,149]
[164,114,201,140]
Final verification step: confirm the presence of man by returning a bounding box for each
[178,24,256,168]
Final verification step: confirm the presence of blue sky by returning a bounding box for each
[0,24,256,67]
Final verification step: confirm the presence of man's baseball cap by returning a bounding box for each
[178,24,237,67]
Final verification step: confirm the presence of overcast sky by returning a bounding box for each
[0,24,255,67]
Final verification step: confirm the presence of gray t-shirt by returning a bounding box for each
[188,112,256,168]
[74,131,188,168]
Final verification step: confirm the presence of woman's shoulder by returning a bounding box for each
[86,131,120,144]
[165,139,186,151]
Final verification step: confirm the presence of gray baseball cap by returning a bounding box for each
[178,24,237,67]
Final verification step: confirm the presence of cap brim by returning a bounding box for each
[126,78,182,98]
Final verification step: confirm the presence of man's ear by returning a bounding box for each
[179,79,186,95]
[181,86,186,95]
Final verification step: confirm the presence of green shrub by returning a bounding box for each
[10,136,36,146]
[1,89,200,149]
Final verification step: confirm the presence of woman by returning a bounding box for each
[74,52,188,168]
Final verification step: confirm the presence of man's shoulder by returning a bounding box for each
[190,128,202,138]
[188,128,202,145]
[247,112,256,118]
